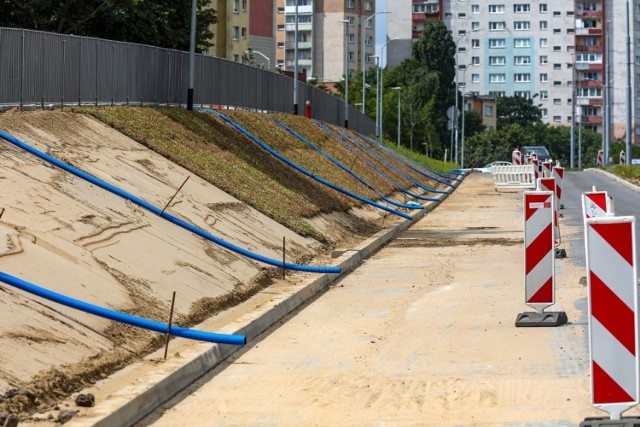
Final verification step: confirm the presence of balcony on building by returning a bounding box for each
[285,23,312,32]
[286,59,312,67]
[577,98,604,106]
[285,1,313,15]
[575,44,602,53]
[578,115,603,124]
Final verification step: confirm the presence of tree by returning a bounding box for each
[0,0,217,51]
[242,48,267,70]
[465,124,535,167]
[496,95,542,129]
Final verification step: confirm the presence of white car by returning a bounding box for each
[476,161,513,173]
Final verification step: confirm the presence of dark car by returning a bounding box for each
[521,146,552,163]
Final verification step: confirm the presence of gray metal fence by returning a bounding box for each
[0,28,375,135]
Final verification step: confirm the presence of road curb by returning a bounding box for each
[75,185,456,427]
[586,168,640,193]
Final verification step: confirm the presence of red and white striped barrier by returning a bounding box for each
[512,149,522,166]
[524,191,555,311]
[582,191,611,219]
[620,150,626,165]
[597,150,603,167]
[524,154,531,165]
[552,166,564,209]
[537,177,561,246]
[532,159,539,180]
[542,161,552,178]
[585,216,638,420]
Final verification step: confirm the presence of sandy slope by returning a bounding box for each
[0,110,396,417]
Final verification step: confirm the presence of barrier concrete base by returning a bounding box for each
[515,311,568,327]
[555,248,567,258]
[580,416,640,427]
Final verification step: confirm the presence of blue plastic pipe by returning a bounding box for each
[333,128,450,195]
[357,132,462,183]
[199,109,413,221]
[313,121,441,203]
[0,271,246,345]
[0,130,340,274]
[271,117,423,211]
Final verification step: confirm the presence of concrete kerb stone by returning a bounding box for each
[73,185,455,427]
[587,168,640,193]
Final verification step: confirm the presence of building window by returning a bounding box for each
[472,5,480,13]
[472,22,481,30]
[540,55,548,64]
[241,0,247,11]
[540,21,548,30]
[540,4,548,12]
[540,38,548,47]
[514,56,531,65]
[489,38,506,48]
[485,105,494,116]
[472,74,480,83]
[348,33,355,44]
[489,73,506,83]
[232,26,239,40]
[489,21,506,31]
[489,56,506,65]
[346,0,355,8]
[233,54,240,62]
[540,91,549,100]
[514,91,531,98]
[541,108,548,117]
[348,52,354,61]
[472,56,480,65]
[514,38,531,48]
[233,0,239,13]
[553,116,562,122]
[514,4,530,13]
[277,24,285,31]
[241,27,247,38]
[553,81,562,86]
[540,73,548,82]
[489,5,505,13]
[513,21,531,30]
[459,13,467,18]
[472,39,480,48]
[553,98,562,105]
[364,1,372,11]
[514,73,531,82]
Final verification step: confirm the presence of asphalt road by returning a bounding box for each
[562,170,640,270]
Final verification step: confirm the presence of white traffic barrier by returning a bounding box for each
[525,154,531,165]
[582,191,611,219]
[585,216,638,420]
[512,149,522,166]
[597,150,603,167]
[515,191,567,327]
[552,166,565,209]
[542,161,552,178]
[532,158,539,180]
[492,165,536,190]
[537,177,562,248]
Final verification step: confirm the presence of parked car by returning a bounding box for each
[476,161,513,173]
[521,146,552,163]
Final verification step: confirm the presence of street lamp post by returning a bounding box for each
[361,11,390,114]
[379,38,398,140]
[187,0,197,110]
[245,50,270,71]
[392,87,401,148]
[570,54,576,169]
[339,19,350,128]
[371,55,379,138]
[454,28,482,164]
[293,1,299,115]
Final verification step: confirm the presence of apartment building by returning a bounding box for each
[276,0,378,83]
[412,0,443,40]
[385,0,412,67]
[209,0,251,62]
[447,1,575,128]
[441,0,639,139]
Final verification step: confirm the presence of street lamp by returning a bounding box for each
[379,38,399,140]
[293,1,299,114]
[339,19,350,129]
[362,11,390,114]
[371,55,380,138]
[187,0,197,110]
[245,50,271,71]
[392,87,401,148]
[460,63,474,169]
[454,28,482,164]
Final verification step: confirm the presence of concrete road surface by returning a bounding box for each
[139,172,640,426]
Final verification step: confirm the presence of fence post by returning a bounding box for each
[20,29,24,109]
[61,37,65,109]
